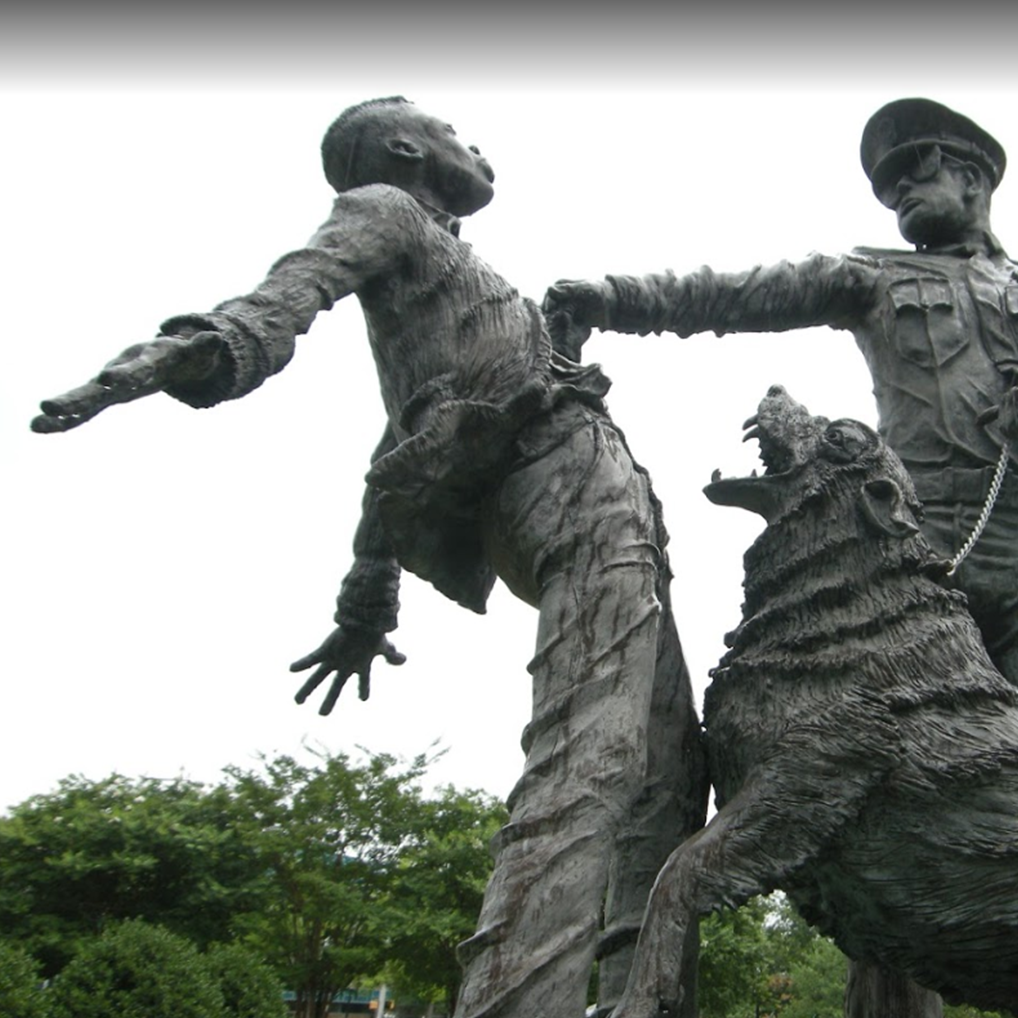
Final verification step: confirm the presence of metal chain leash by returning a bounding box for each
[946,441,1010,576]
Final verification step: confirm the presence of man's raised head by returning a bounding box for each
[321,97,495,216]
[321,96,414,193]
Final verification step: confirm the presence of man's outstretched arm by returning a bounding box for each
[544,253,878,340]
[32,186,404,431]
[31,245,357,432]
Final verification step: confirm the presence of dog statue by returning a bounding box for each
[612,385,1018,1016]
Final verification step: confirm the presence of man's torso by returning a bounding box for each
[850,247,1018,479]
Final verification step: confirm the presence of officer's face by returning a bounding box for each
[888,148,982,247]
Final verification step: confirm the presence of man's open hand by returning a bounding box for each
[31,331,224,433]
[291,625,406,715]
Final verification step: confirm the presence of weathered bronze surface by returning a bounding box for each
[31,97,706,1018]
[546,97,1018,1015]
[612,386,1018,1016]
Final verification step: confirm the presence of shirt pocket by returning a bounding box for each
[886,277,963,367]
[986,283,1018,372]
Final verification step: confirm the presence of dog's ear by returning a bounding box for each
[860,478,921,538]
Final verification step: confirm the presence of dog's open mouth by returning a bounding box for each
[704,386,824,520]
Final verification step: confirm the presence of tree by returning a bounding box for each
[0,940,49,1018]
[696,893,1008,1018]
[204,941,288,1018]
[698,894,843,1018]
[764,895,844,1018]
[0,748,508,1018]
[698,896,774,1018]
[46,919,226,1018]
[383,785,507,1012]
[777,937,846,1018]
[943,1002,1010,1018]
[0,773,267,976]
[223,747,436,1018]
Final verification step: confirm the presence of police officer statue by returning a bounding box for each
[547,97,1018,1017]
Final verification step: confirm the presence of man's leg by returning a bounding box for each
[455,417,663,1018]
[597,587,708,1018]
[922,505,1018,681]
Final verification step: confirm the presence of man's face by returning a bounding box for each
[884,147,981,247]
[404,107,495,216]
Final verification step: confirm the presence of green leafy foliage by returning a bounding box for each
[3,753,1013,1018]
[774,937,846,1018]
[383,785,508,1011]
[698,894,1009,1018]
[698,896,774,1017]
[203,942,288,1018]
[698,894,846,1018]
[0,774,266,976]
[0,940,49,1018]
[46,919,225,1018]
[0,748,503,1018]
[222,747,494,1018]
[943,1003,1010,1018]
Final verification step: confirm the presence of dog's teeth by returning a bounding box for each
[751,469,758,478]
[711,468,722,483]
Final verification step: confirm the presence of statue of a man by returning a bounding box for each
[33,97,706,1018]
[546,96,1018,1015]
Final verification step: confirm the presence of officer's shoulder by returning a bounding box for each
[850,246,954,273]
[851,245,912,261]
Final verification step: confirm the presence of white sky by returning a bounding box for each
[5,8,1018,811]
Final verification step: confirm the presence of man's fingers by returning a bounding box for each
[543,284,574,309]
[31,333,220,435]
[381,639,406,666]
[39,379,121,418]
[293,661,333,703]
[290,651,320,673]
[33,379,130,432]
[293,632,399,712]
[31,409,93,433]
[34,351,168,432]
[320,673,352,715]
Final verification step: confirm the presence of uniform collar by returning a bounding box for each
[919,229,1007,260]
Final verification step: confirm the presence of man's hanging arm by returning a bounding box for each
[292,424,405,715]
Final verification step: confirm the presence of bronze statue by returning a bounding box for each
[546,97,1018,680]
[545,97,1018,1014]
[32,97,706,1018]
[614,385,1018,1015]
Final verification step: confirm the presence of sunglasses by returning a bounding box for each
[875,143,950,207]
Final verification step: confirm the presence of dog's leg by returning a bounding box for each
[611,762,854,1018]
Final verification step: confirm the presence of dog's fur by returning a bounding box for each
[612,387,1018,1016]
